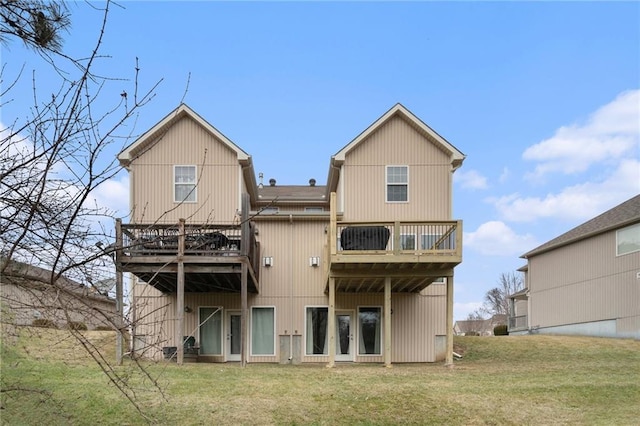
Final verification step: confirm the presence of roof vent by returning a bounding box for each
[309,178,316,187]
[269,178,276,187]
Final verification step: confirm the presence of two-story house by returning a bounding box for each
[510,194,640,338]
[115,103,465,365]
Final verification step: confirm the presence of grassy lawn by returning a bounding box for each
[1,328,639,425]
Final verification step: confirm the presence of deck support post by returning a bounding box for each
[384,277,392,367]
[115,219,124,365]
[176,218,185,365]
[240,193,250,368]
[445,273,454,367]
[328,276,336,368]
[241,261,248,367]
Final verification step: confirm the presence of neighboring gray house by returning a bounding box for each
[454,314,507,336]
[510,194,640,339]
[1,260,118,330]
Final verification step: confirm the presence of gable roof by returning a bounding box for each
[117,103,250,167]
[522,194,640,258]
[332,103,465,166]
[327,103,465,193]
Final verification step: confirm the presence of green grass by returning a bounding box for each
[2,329,639,425]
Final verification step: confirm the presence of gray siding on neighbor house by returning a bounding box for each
[528,230,640,338]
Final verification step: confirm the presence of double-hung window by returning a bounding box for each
[174,165,197,203]
[386,166,408,202]
[617,223,640,256]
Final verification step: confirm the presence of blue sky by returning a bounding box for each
[3,1,639,321]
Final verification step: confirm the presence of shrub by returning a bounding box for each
[32,318,57,328]
[465,331,480,336]
[67,321,87,331]
[494,324,509,336]
[95,325,113,331]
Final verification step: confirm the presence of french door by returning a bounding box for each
[335,311,354,362]
[226,311,241,361]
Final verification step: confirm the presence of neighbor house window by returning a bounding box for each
[174,165,197,203]
[358,307,381,355]
[306,307,328,355]
[251,307,275,355]
[386,166,408,202]
[260,207,279,214]
[617,223,640,256]
[304,207,324,212]
[199,307,222,355]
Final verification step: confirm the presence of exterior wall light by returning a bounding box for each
[309,257,320,267]
[263,257,273,267]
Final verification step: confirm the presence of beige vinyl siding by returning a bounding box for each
[129,116,241,224]
[340,115,452,222]
[529,230,640,330]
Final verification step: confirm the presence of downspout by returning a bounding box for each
[289,213,294,362]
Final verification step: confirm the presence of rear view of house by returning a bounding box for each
[511,195,640,339]
[115,103,465,364]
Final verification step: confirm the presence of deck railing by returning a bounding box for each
[508,315,528,331]
[119,222,260,273]
[332,221,461,256]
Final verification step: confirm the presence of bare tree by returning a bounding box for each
[480,271,524,317]
[1,0,164,421]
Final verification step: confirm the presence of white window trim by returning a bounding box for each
[173,165,197,203]
[304,305,329,357]
[357,305,383,356]
[385,165,409,203]
[250,306,276,357]
[616,223,640,256]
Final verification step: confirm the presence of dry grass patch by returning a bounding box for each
[2,329,639,425]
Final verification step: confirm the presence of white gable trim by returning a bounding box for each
[333,104,465,169]
[118,104,249,166]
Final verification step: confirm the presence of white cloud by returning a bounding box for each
[498,167,510,184]
[86,174,130,217]
[523,90,639,181]
[454,169,488,190]
[465,221,538,256]
[494,159,640,222]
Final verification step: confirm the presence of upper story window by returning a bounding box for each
[617,223,640,256]
[304,207,324,212]
[174,165,197,203]
[386,166,408,203]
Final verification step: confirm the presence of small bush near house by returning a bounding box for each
[465,331,480,336]
[95,325,112,331]
[67,321,87,331]
[494,324,508,336]
[32,318,57,328]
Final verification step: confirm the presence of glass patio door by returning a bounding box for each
[226,311,241,361]
[335,312,354,361]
